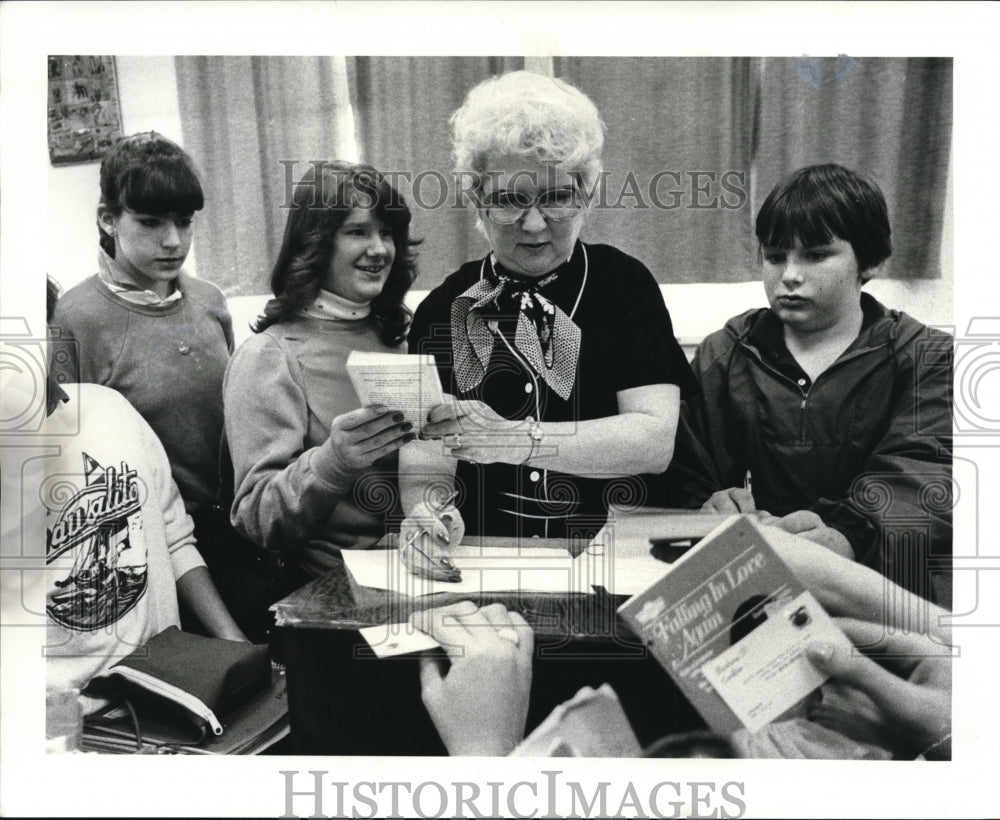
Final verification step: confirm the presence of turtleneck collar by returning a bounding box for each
[299,288,372,321]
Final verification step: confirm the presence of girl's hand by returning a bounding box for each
[328,405,415,471]
[400,498,465,550]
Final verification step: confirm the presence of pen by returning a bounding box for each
[743,469,753,499]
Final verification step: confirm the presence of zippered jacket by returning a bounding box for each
[680,294,953,602]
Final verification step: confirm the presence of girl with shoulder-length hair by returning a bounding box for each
[254,160,417,345]
[225,161,419,585]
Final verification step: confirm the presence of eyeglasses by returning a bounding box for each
[479,187,584,225]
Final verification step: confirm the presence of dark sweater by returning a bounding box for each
[52,272,234,514]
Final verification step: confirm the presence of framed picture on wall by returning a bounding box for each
[47,55,123,165]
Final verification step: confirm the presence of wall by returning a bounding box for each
[47,56,194,291]
[49,57,955,349]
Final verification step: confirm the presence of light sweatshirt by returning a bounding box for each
[224,315,404,579]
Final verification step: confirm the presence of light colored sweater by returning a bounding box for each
[224,315,404,578]
[44,385,205,709]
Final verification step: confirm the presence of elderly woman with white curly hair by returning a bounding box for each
[400,70,696,551]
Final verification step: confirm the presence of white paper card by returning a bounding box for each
[358,623,440,657]
[345,351,444,429]
[700,590,853,733]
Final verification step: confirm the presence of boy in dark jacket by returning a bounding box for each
[681,164,952,605]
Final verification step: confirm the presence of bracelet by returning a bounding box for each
[523,420,543,465]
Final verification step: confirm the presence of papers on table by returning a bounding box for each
[343,510,732,601]
[347,510,737,658]
[572,538,673,597]
[341,542,679,601]
[598,508,736,553]
[341,546,584,598]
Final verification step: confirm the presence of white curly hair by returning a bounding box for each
[450,70,606,196]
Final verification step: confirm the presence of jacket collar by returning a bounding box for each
[736,292,896,356]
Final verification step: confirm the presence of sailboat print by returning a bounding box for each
[47,453,147,630]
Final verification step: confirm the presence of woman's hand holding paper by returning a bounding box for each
[421,399,534,465]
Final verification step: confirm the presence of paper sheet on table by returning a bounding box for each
[579,509,742,597]
[341,546,585,597]
[571,545,673,597]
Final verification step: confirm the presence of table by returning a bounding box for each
[273,522,707,755]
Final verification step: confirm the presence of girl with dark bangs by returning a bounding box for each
[224,161,418,585]
[53,131,236,561]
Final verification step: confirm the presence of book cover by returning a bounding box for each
[617,516,850,736]
[345,351,444,430]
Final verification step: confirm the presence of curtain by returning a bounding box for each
[554,58,757,284]
[348,56,523,290]
[174,57,355,296]
[753,58,952,279]
[173,56,950,292]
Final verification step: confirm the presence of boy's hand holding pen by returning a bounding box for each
[400,490,465,583]
[699,469,758,515]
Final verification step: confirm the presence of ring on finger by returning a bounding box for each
[451,434,462,449]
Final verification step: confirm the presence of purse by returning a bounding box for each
[84,626,272,743]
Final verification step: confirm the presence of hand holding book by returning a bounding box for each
[618,516,854,737]
[805,617,952,759]
[346,351,444,431]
